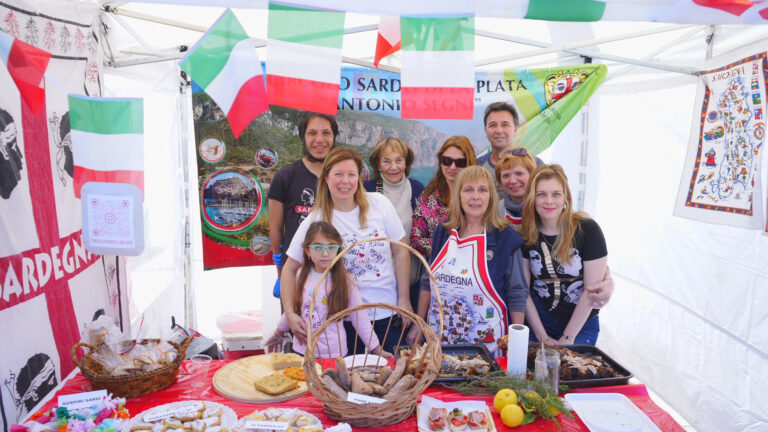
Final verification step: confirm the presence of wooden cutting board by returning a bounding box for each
[213,354,320,404]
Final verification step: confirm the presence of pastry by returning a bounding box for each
[282,366,306,381]
[448,408,467,432]
[467,410,488,431]
[271,353,303,369]
[254,373,299,395]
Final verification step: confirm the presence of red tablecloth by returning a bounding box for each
[39,359,684,431]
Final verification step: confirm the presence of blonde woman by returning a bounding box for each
[521,164,608,346]
[281,147,412,353]
[410,166,526,355]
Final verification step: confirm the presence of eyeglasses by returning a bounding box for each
[440,156,468,168]
[309,244,341,254]
[501,147,529,157]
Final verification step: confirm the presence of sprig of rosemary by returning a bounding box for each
[439,370,573,427]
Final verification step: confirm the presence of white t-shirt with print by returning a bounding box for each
[287,193,406,319]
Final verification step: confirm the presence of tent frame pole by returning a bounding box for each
[475,28,701,75]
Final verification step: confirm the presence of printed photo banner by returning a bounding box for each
[192,63,605,269]
[0,2,123,430]
[675,53,766,229]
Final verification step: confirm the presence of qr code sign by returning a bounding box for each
[87,194,135,248]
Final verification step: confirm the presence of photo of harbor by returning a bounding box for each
[201,170,263,232]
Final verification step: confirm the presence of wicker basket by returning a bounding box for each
[71,337,192,398]
[303,237,443,428]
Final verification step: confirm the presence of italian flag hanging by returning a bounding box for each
[0,29,51,114]
[267,3,345,115]
[179,9,267,139]
[400,17,475,120]
[69,95,144,199]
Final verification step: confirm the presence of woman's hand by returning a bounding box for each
[374,346,394,359]
[406,325,422,345]
[265,330,290,353]
[285,312,307,344]
[397,299,414,329]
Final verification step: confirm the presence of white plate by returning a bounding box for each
[343,354,387,369]
[123,401,237,432]
[565,393,661,432]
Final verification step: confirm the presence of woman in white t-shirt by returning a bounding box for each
[281,147,412,353]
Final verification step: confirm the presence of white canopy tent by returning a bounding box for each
[6,1,768,431]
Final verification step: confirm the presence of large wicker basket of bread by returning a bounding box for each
[302,237,443,428]
[71,336,192,398]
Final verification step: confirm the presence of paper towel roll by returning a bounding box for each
[506,324,529,377]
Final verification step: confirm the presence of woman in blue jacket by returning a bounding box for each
[408,166,526,355]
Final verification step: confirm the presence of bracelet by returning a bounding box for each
[542,337,553,343]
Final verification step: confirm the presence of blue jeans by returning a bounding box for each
[527,295,600,345]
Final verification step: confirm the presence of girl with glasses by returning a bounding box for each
[410,136,477,261]
[280,147,412,355]
[267,221,392,358]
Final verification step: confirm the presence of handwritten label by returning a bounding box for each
[144,410,179,423]
[244,420,289,430]
[58,390,107,410]
[347,392,386,404]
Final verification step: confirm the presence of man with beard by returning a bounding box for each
[268,112,338,293]
[0,108,23,199]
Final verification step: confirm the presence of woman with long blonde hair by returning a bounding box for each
[281,147,412,354]
[409,166,527,355]
[520,164,608,346]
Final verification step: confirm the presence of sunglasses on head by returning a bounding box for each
[440,156,468,168]
[501,147,529,157]
[309,244,341,254]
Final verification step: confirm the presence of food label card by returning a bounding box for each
[347,392,386,404]
[144,410,180,423]
[244,421,289,430]
[58,390,107,410]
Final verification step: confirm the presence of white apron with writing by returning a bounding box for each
[427,229,508,355]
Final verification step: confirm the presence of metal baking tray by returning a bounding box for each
[397,343,503,382]
[527,343,633,388]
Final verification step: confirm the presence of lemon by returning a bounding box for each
[500,404,525,428]
[493,388,518,413]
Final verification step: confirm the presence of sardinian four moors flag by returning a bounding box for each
[400,16,475,119]
[180,9,268,139]
[266,3,345,115]
[69,95,144,199]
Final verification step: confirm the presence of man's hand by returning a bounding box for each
[586,271,614,308]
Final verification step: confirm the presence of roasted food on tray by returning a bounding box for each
[528,345,620,380]
[400,344,495,378]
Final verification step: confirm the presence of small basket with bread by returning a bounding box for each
[71,336,192,398]
[303,237,443,428]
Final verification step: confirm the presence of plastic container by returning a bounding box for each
[216,311,264,359]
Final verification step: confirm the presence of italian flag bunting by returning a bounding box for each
[0,29,51,114]
[69,95,144,199]
[266,3,345,115]
[374,16,401,67]
[400,17,475,120]
[179,9,267,139]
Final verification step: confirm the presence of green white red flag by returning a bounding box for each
[179,9,267,139]
[0,29,51,114]
[266,3,345,115]
[400,17,475,120]
[374,16,400,67]
[69,95,144,199]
